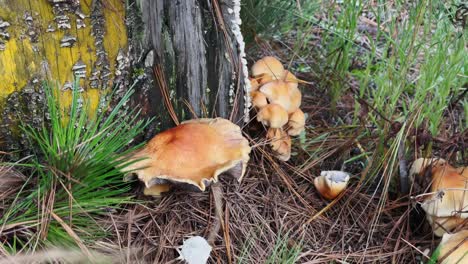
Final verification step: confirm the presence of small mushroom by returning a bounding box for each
[282,70,299,90]
[287,108,305,136]
[266,128,291,161]
[251,56,284,81]
[250,77,260,91]
[121,118,251,192]
[250,91,268,109]
[437,230,468,264]
[253,73,274,86]
[143,184,171,197]
[287,84,302,114]
[256,104,288,128]
[314,171,350,200]
[259,80,291,112]
[409,158,468,236]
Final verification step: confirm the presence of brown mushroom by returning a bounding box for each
[259,80,291,111]
[287,108,305,136]
[266,128,291,161]
[425,215,465,237]
[287,85,302,114]
[438,230,468,264]
[254,73,274,86]
[121,118,251,192]
[282,70,299,90]
[251,56,284,81]
[314,171,350,200]
[256,104,289,128]
[250,91,268,109]
[410,158,468,236]
[250,77,260,91]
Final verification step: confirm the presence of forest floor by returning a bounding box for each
[97,1,467,263]
[1,1,467,264]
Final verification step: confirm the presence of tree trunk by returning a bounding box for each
[129,0,247,130]
[0,0,128,152]
[0,0,248,151]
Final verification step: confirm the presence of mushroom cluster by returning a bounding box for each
[249,56,305,161]
[121,118,251,196]
[409,158,467,236]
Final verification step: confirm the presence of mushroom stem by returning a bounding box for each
[398,139,409,195]
[208,182,224,245]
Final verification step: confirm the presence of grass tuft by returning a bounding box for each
[0,81,151,253]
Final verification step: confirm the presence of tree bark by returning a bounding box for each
[132,0,245,128]
[0,0,247,151]
[0,0,128,152]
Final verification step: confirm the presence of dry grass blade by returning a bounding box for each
[0,247,116,264]
[50,211,92,259]
[153,65,179,125]
[0,165,26,208]
[182,98,199,119]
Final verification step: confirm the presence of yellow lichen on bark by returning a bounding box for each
[0,0,127,114]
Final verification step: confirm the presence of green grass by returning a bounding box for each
[0,81,151,253]
[241,0,320,45]
[264,232,303,264]
[237,229,303,264]
[426,245,440,264]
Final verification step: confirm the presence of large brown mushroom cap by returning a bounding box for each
[417,161,468,218]
[314,171,350,200]
[251,56,284,80]
[122,118,251,192]
[438,230,468,264]
[256,104,289,128]
[410,158,468,236]
[287,108,305,136]
[266,128,291,161]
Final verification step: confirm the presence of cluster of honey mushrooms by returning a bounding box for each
[249,56,305,161]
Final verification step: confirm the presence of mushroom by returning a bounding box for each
[143,183,171,197]
[250,77,260,91]
[121,118,251,192]
[314,171,350,200]
[251,56,284,81]
[409,158,468,236]
[287,84,302,114]
[250,91,268,109]
[287,108,305,136]
[259,80,291,112]
[438,230,468,264]
[425,215,465,237]
[282,70,299,90]
[254,73,274,86]
[266,128,291,161]
[256,104,288,128]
